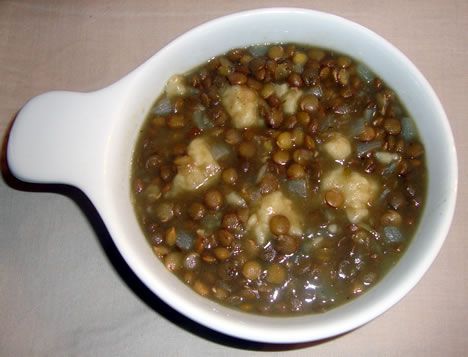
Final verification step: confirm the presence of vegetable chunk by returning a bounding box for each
[321,167,379,223]
[222,85,261,128]
[166,75,188,98]
[323,132,352,161]
[170,137,221,194]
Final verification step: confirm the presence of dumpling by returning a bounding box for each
[170,137,221,194]
[222,85,261,128]
[247,191,303,245]
[321,167,379,223]
[323,132,352,161]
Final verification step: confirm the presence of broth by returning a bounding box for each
[131,44,426,315]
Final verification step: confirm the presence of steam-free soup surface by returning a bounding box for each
[131,44,426,315]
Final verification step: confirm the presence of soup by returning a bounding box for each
[131,44,426,315]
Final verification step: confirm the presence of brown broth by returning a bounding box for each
[131,43,427,315]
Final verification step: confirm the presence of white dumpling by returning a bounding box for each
[321,167,379,223]
[323,132,352,161]
[282,88,303,115]
[166,75,188,99]
[273,84,303,115]
[221,85,261,128]
[170,137,221,194]
[247,191,303,245]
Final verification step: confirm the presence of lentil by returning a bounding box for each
[325,190,344,208]
[242,260,263,280]
[238,141,257,158]
[266,263,287,285]
[287,163,306,179]
[222,168,238,185]
[188,202,206,220]
[272,150,290,165]
[204,190,223,210]
[299,94,319,112]
[277,132,293,150]
[269,215,291,235]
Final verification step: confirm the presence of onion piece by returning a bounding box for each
[293,63,304,74]
[350,116,369,137]
[176,229,194,251]
[153,97,172,115]
[364,107,376,121]
[201,213,222,233]
[356,140,382,157]
[378,187,392,202]
[401,116,417,141]
[375,151,400,165]
[193,109,213,130]
[249,44,268,57]
[255,164,268,183]
[383,226,404,243]
[320,115,337,131]
[210,142,231,160]
[356,63,374,83]
[382,161,399,176]
[350,108,375,136]
[357,223,380,239]
[226,191,247,207]
[305,85,323,98]
[286,179,308,198]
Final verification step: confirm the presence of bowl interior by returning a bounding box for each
[100,8,457,343]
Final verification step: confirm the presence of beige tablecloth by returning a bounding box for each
[1,1,467,355]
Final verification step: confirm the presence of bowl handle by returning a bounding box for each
[7,84,128,197]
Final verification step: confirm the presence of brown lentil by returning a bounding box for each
[383,118,402,135]
[266,263,287,285]
[222,168,238,185]
[405,142,424,158]
[242,260,263,280]
[272,150,290,165]
[188,202,206,220]
[156,202,174,222]
[292,149,313,165]
[193,280,210,296]
[225,128,242,145]
[275,234,299,255]
[269,214,291,235]
[288,72,303,87]
[287,163,306,179]
[277,132,293,150]
[164,252,183,271]
[381,210,403,226]
[265,107,284,128]
[165,227,177,246]
[217,229,234,247]
[358,126,376,142]
[204,189,223,210]
[214,247,231,261]
[168,114,185,129]
[325,190,344,208]
[238,141,257,158]
[222,213,242,231]
[227,72,247,85]
[259,173,279,194]
[300,94,319,112]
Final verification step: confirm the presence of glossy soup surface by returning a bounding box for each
[131,44,426,315]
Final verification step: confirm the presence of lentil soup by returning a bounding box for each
[131,43,426,315]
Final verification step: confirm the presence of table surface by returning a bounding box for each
[1,1,467,356]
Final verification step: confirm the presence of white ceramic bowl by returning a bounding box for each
[7,8,457,343]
